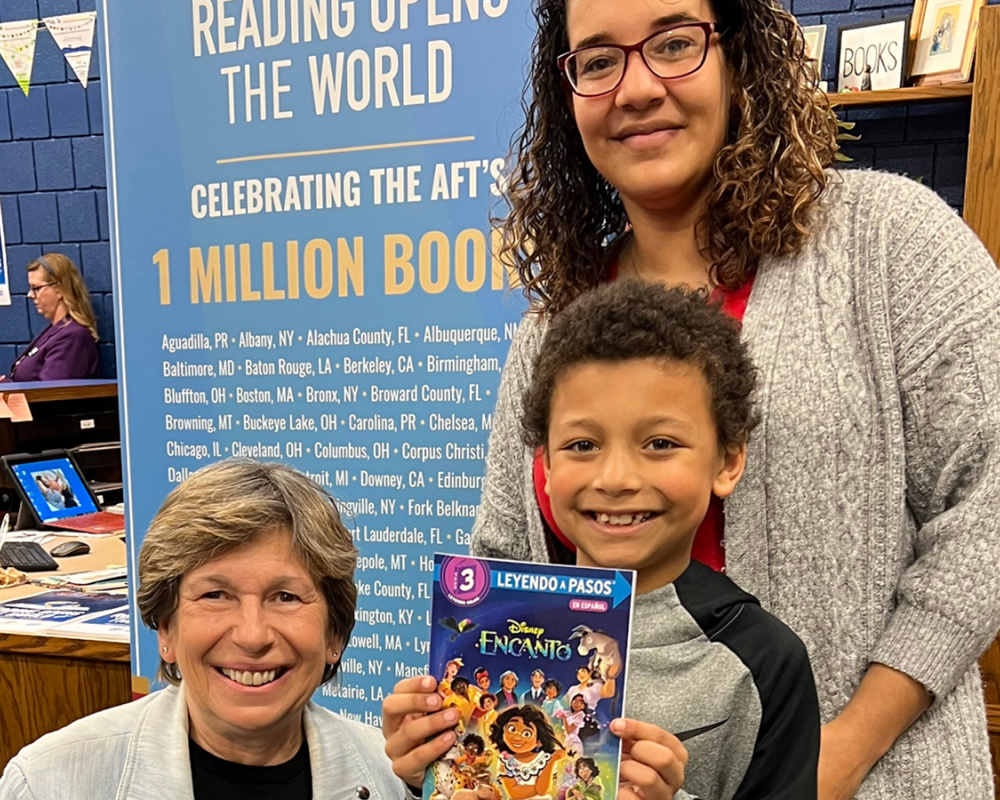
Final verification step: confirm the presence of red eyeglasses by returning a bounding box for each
[558,23,717,97]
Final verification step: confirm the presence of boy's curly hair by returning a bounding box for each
[499,0,838,315]
[522,281,759,452]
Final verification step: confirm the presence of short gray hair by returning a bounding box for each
[137,459,357,685]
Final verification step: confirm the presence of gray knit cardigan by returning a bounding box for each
[470,170,1000,799]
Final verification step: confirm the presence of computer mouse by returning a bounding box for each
[50,541,90,558]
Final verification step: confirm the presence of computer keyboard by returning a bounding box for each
[0,541,58,572]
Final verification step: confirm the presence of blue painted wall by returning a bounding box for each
[0,0,113,378]
[0,0,991,380]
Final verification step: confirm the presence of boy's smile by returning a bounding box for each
[544,358,744,594]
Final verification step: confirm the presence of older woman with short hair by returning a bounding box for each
[0,459,404,800]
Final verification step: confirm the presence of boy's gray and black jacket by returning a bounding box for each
[627,560,819,800]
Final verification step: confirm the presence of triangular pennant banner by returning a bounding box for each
[43,11,96,88]
[0,20,38,96]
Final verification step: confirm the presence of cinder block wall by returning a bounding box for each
[0,0,112,379]
[0,0,992,380]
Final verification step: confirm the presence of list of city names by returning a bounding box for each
[160,321,515,724]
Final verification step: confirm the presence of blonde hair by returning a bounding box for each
[137,459,358,685]
[28,254,99,340]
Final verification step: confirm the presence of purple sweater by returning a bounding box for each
[9,318,100,381]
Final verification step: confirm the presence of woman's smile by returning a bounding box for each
[612,122,684,150]
[215,666,288,688]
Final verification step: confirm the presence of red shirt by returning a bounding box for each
[531,272,755,573]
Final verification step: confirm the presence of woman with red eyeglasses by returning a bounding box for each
[453,1,997,799]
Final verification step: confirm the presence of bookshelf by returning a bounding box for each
[826,83,974,106]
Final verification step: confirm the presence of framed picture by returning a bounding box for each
[802,24,827,84]
[837,16,910,92]
[909,0,985,84]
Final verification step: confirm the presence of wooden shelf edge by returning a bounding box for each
[12,384,119,403]
[827,83,974,106]
[988,704,1000,735]
[0,631,130,662]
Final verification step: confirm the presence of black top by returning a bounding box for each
[189,736,312,800]
[672,561,821,800]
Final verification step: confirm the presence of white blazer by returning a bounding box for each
[0,684,404,800]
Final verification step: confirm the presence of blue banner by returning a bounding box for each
[98,0,533,722]
[0,195,9,306]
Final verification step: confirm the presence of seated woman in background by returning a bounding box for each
[6,254,99,381]
[0,459,404,800]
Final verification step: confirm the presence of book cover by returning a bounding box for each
[50,606,130,642]
[425,555,636,800]
[0,590,127,633]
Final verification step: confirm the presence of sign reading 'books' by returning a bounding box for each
[426,555,636,800]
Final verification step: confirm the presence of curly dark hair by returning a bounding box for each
[463,734,486,754]
[575,758,600,779]
[543,678,563,695]
[479,692,499,708]
[490,705,565,753]
[499,0,838,315]
[522,281,759,453]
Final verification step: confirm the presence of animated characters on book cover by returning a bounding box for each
[426,556,635,800]
[440,658,465,697]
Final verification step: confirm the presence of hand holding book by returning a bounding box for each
[611,718,688,800]
[382,556,651,800]
[383,676,460,789]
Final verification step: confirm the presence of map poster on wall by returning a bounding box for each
[98,0,534,721]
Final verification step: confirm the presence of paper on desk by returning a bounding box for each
[31,567,127,591]
[48,606,130,642]
[4,393,32,422]
[61,567,127,585]
[0,398,11,418]
[4,531,56,545]
[0,589,126,633]
[48,528,123,538]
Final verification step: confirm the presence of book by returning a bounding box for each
[0,589,128,634]
[425,555,636,800]
[50,606,130,642]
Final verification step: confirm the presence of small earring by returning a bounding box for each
[331,651,340,660]
[162,646,169,654]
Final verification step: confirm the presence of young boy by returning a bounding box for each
[383,282,819,800]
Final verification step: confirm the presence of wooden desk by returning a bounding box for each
[0,533,132,770]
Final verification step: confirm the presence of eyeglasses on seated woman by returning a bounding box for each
[5,253,100,382]
[0,459,405,800]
